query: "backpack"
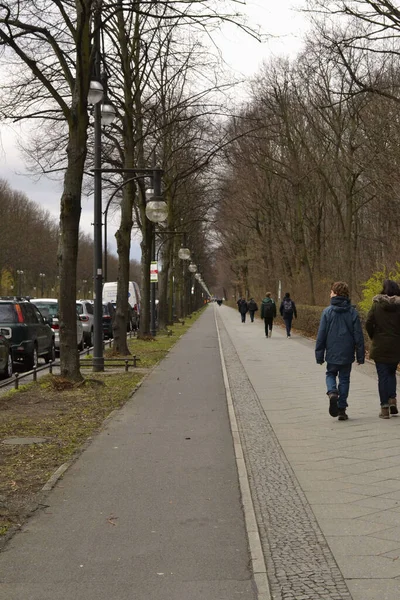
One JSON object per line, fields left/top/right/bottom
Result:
{"left": 283, "top": 298, "right": 293, "bottom": 313}
{"left": 263, "top": 301, "right": 274, "bottom": 316}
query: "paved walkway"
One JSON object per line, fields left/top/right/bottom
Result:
{"left": 1, "top": 304, "right": 400, "bottom": 600}
{"left": 217, "top": 304, "right": 400, "bottom": 600}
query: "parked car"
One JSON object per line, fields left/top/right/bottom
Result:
{"left": 76, "top": 300, "right": 95, "bottom": 347}
{"left": 0, "top": 332, "right": 12, "bottom": 379}
{"left": 103, "top": 281, "right": 140, "bottom": 330}
{"left": 102, "top": 302, "right": 116, "bottom": 339}
{"left": 33, "top": 299, "right": 84, "bottom": 353}
{"left": 0, "top": 298, "right": 55, "bottom": 369}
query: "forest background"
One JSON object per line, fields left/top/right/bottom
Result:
{"left": 1, "top": 1, "right": 400, "bottom": 317}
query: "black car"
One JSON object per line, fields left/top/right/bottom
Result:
{"left": 0, "top": 332, "right": 12, "bottom": 379}
{"left": 0, "top": 298, "right": 55, "bottom": 370}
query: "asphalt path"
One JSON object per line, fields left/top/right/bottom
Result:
{"left": 0, "top": 307, "right": 256, "bottom": 600}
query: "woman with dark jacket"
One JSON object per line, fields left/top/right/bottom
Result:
{"left": 237, "top": 298, "right": 248, "bottom": 323}
{"left": 247, "top": 298, "right": 258, "bottom": 322}
{"left": 365, "top": 279, "right": 400, "bottom": 419}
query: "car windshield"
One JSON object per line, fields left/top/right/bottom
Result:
{"left": 35, "top": 302, "right": 58, "bottom": 317}
{"left": 0, "top": 304, "right": 17, "bottom": 323}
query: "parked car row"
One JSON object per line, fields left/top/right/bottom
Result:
{"left": 0, "top": 282, "right": 141, "bottom": 379}
{"left": 0, "top": 297, "right": 55, "bottom": 377}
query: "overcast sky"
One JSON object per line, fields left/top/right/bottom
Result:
{"left": 0, "top": 1, "right": 308, "bottom": 262}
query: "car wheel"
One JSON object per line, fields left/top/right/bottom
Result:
{"left": 78, "top": 336, "right": 84, "bottom": 351}
{"left": 45, "top": 340, "right": 56, "bottom": 364}
{"left": 0, "top": 352, "right": 12, "bottom": 380}
{"left": 89, "top": 329, "right": 94, "bottom": 347}
{"left": 26, "top": 345, "right": 38, "bottom": 371}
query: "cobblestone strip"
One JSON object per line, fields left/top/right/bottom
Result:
{"left": 218, "top": 318, "right": 353, "bottom": 600}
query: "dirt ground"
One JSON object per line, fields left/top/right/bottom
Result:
{"left": 0, "top": 371, "right": 143, "bottom": 541}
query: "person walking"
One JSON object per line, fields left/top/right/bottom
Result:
{"left": 260, "top": 292, "right": 276, "bottom": 337}
{"left": 247, "top": 298, "right": 258, "bottom": 322}
{"left": 279, "top": 292, "right": 297, "bottom": 337}
{"left": 237, "top": 297, "right": 248, "bottom": 323}
{"left": 315, "top": 281, "right": 365, "bottom": 421}
{"left": 365, "top": 279, "right": 400, "bottom": 419}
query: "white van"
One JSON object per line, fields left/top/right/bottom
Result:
{"left": 103, "top": 281, "right": 141, "bottom": 329}
{"left": 103, "top": 281, "right": 140, "bottom": 310}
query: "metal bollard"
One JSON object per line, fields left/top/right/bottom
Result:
{"left": 133, "top": 355, "right": 137, "bottom": 368}
{"left": 125, "top": 359, "right": 129, "bottom": 372}
{"left": 15, "top": 372, "right": 19, "bottom": 390}
{"left": 86, "top": 346, "right": 90, "bottom": 356}
{"left": 49, "top": 360, "right": 53, "bottom": 374}
{"left": 33, "top": 367, "right": 37, "bottom": 382}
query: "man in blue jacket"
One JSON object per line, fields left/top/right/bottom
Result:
{"left": 315, "top": 281, "right": 365, "bottom": 420}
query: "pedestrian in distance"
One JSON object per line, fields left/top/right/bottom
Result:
{"left": 247, "top": 298, "right": 258, "bottom": 322}
{"left": 279, "top": 292, "right": 297, "bottom": 337}
{"left": 237, "top": 297, "right": 248, "bottom": 323}
{"left": 315, "top": 281, "right": 365, "bottom": 421}
{"left": 260, "top": 292, "right": 277, "bottom": 337}
{"left": 365, "top": 279, "right": 400, "bottom": 419}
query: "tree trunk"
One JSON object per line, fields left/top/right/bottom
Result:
{"left": 113, "top": 180, "right": 135, "bottom": 355}
{"left": 58, "top": 123, "right": 87, "bottom": 381}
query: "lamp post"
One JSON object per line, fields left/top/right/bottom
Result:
{"left": 177, "top": 234, "right": 191, "bottom": 317}
{"left": 145, "top": 168, "right": 168, "bottom": 337}
{"left": 39, "top": 273, "right": 45, "bottom": 297}
{"left": 89, "top": 7, "right": 116, "bottom": 372}
{"left": 16, "top": 270, "right": 24, "bottom": 296}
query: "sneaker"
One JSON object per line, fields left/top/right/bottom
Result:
{"left": 379, "top": 405, "right": 390, "bottom": 419}
{"left": 389, "top": 397, "right": 398, "bottom": 416}
{"left": 328, "top": 392, "right": 339, "bottom": 417}
{"left": 338, "top": 408, "right": 348, "bottom": 421}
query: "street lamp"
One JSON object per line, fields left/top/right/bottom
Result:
{"left": 16, "top": 270, "right": 24, "bottom": 296}
{"left": 39, "top": 272, "right": 45, "bottom": 297}
{"left": 178, "top": 246, "right": 191, "bottom": 260}
{"left": 145, "top": 170, "right": 168, "bottom": 337}
{"left": 89, "top": 8, "right": 116, "bottom": 372}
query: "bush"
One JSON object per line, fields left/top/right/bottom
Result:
{"left": 358, "top": 264, "right": 400, "bottom": 316}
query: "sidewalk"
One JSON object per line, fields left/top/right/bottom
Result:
{"left": 217, "top": 304, "right": 400, "bottom": 600}
{"left": 1, "top": 304, "right": 400, "bottom": 600}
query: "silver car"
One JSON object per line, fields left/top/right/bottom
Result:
{"left": 34, "top": 299, "right": 84, "bottom": 352}
{"left": 76, "top": 300, "right": 95, "bottom": 347}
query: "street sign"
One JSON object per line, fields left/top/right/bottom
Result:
{"left": 150, "top": 261, "right": 158, "bottom": 282}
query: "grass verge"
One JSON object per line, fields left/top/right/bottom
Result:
{"left": 0, "top": 311, "right": 203, "bottom": 540}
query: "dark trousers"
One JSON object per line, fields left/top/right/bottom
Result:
{"left": 249, "top": 310, "right": 256, "bottom": 322}
{"left": 375, "top": 362, "right": 399, "bottom": 406}
{"left": 240, "top": 312, "right": 247, "bottom": 323}
{"left": 264, "top": 317, "right": 273, "bottom": 336}
{"left": 283, "top": 314, "right": 293, "bottom": 336}
{"left": 326, "top": 363, "right": 352, "bottom": 409}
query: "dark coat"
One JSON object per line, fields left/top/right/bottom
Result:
{"left": 315, "top": 296, "right": 365, "bottom": 365}
{"left": 237, "top": 299, "right": 248, "bottom": 315}
{"left": 279, "top": 297, "right": 297, "bottom": 318}
{"left": 365, "top": 294, "right": 400, "bottom": 363}
{"left": 247, "top": 299, "right": 258, "bottom": 312}
{"left": 260, "top": 297, "right": 276, "bottom": 319}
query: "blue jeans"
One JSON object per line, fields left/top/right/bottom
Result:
{"left": 326, "top": 363, "right": 352, "bottom": 409}
{"left": 283, "top": 314, "right": 293, "bottom": 336}
{"left": 375, "top": 362, "right": 398, "bottom": 406}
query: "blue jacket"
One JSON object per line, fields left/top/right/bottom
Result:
{"left": 315, "top": 296, "right": 365, "bottom": 365}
